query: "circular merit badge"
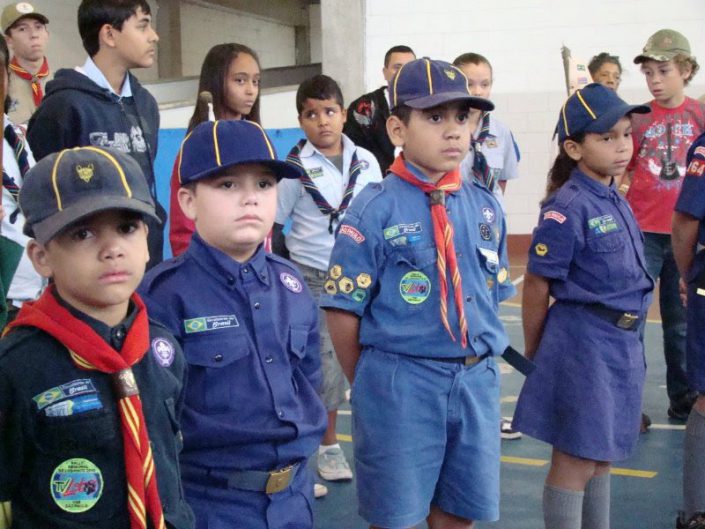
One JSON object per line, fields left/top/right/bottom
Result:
{"left": 280, "top": 272, "right": 302, "bottom": 293}
{"left": 152, "top": 337, "right": 175, "bottom": 367}
{"left": 50, "top": 458, "right": 103, "bottom": 513}
{"left": 399, "top": 271, "right": 431, "bottom": 304}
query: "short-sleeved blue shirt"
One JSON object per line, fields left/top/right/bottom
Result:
{"left": 528, "top": 169, "right": 653, "bottom": 312}
{"left": 320, "top": 162, "right": 514, "bottom": 358}
{"left": 139, "top": 234, "right": 327, "bottom": 471}
{"left": 675, "top": 131, "right": 705, "bottom": 252}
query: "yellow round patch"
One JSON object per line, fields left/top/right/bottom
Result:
{"left": 339, "top": 277, "right": 355, "bottom": 294}
{"left": 329, "top": 265, "right": 343, "bottom": 280}
{"left": 534, "top": 243, "right": 548, "bottom": 256}
{"left": 356, "top": 273, "right": 372, "bottom": 289}
{"left": 497, "top": 267, "right": 508, "bottom": 283}
{"left": 324, "top": 279, "right": 338, "bottom": 295}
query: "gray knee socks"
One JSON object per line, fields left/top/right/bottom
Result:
{"left": 544, "top": 484, "right": 584, "bottom": 529}
{"left": 582, "top": 473, "right": 610, "bottom": 529}
{"left": 683, "top": 407, "right": 705, "bottom": 519}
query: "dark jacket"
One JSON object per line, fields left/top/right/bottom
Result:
{"left": 26, "top": 68, "right": 164, "bottom": 266}
{"left": 0, "top": 314, "right": 194, "bottom": 529}
{"left": 343, "top": 86, "right": 395, "bottom": 173}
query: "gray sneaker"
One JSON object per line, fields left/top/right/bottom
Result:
{"left": 317, "top": 447, "right": 353, "bottom": 481}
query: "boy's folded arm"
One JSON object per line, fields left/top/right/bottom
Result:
{"left": 325, "top": 308, "right": 361, "bottom": 385}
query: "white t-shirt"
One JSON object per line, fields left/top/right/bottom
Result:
{"left": 276, "top": 134, "right": 382, "bottom": 271}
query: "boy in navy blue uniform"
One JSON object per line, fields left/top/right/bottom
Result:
{"left": 673, "top": 133, "right": 705, "bottom": 529}
{"left": 0, "top": 146, "right": 193, "bottom": 529}
{"left": 322, "top": 58, "right": 514, "bottom": 529}
{"left": 139, "top": 120, "right": 327, "bottom": 529}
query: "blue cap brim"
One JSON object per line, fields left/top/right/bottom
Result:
{"left": 182, "top": 159, "right": 304, "bottom": 184}
{"left": 401, "top": 92, "right": 495, "bottom": 112}
{"left": 583, "top": 103, "right": 651, "bottom": 135}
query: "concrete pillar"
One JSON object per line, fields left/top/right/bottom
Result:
{"left": 156, "top": 0, "right": 182, "bottom": 79}
{"left": 320, "top": 0, "right": 365, "bottom": 108}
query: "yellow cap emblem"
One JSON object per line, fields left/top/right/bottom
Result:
{"left": 444, "top": 69, "right": 456, "bottom": 80}
{"left": 76, "top": 163, "right": 94, "bottom": 183}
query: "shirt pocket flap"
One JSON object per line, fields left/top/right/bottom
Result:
{"left": 183, "top": 333, "right": 251, "bottom": 368}
{"left": 289, "top": 325, "right": 309, "bottom": 360}
{"left": 476, "top": 245, "right": 499, "bottom": 273}
{"left": 391, "top": 247, "right": 437, "bottom": 269}
{"left": 587, "top": 233, "right": 625, "bottom": 253}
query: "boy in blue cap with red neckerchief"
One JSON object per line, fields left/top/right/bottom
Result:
{"left": 139, "top": 120, "right": 326, "bottom": 529}
{"left": 322, "top": 58, "right": 515, "bottom": 529}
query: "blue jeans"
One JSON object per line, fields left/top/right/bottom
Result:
{"left": 642, "top": 232, "right": 690, "bottom": 404}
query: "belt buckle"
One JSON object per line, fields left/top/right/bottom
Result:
{"left": 265, "top": 465, "right": 294, "bottom": 494}
{"left": 464, "top": 355, "right": 481, "bottom": 366}
{"left": 616, "top": 313, "right": 638, "bottom": 330}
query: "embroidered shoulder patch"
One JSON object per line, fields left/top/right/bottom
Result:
{"left": 339, "top": 224, "right": 365, "bottom": 243}
{"left": 543, "top": 211, "right": 566, "bottom": 224}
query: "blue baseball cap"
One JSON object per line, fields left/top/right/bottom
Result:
{"left": 20, "top": 146, "right": 159, "bottom": 245}
{"left": 388, "top": 57, "right": 494, "bottom": 111}
{"left": 556, "top": 83, "right": 650, "bottom": 142}
{"left": 178, "top": 120, "right": 304, "bottom": 185}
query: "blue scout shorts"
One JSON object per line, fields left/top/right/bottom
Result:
{"left": 513, "top": 302, "right": 645, "bottom": 461}
{"left": 183, "top": 463, "right": 315, "bottom": 529}
{"left": 351, "top": 348, "right": 501, "bottom": 528}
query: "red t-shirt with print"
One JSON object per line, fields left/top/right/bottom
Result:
{"left": 627, "top": 97, "right": 705, "bottom": 233}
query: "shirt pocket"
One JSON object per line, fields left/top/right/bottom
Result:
{"left": 35, "top": 408, "right": 118, "bottom": 455}
{"left": 586, "top": 232, "right": 627, "bottom": 282}
{"left": 182, "top": 333, "right": 252, "bottom": 413}
{"left": 382, "top": 246, "right": 437, "bottom": 312}
{"left": 476, "top": 244, "right": 501, "bottom": 306}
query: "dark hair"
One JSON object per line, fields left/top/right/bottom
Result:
{"left": 384, "top": 45, "right": 415, "bottom": 68}
{"left": 452, "top": 52, "right": 493, "bottom": 76}
{"left": 296, "top": 74, "right": 344, "bottom": 114}
{"left": 588, "top": 52, "right": 622, "bottom": 77}
{"left": 544, "top": 133, "right": 585, "bottom": 202}
{"left": 78, "top": 0, "right": 151, "bottom": 57}
{"left": 187, "top": 43, "right": 261, "bottom": 132}
{"left": 0, "top": 35, "right": 9, "bottom": 113}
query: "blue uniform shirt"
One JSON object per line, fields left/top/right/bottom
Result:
{"left": 676, "top": 132, "right": 705, "bottom": 254}
{"left": 320, "top": 161, "right": 515, "bottom": 358}
{"left": 139, "top": 234, "right": 327, "bottom": 472}
{"left": 528, "top": 169, "right": 653, "bottom": 312}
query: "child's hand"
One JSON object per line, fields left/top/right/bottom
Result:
{"left": 679, "top": 277, "right": 688, "bottom": 307}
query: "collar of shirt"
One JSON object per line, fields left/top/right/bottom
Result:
{"left": 570, "top": 168, "right": 618, "bottom": 198}
{"left": 53, "top": 289, "right": 139, "bottom": 350}
{"left": 189, "top": 232, "right": 270, "bottom": 288}
{"left": 77, "top": 57, "right": 133, "bottom": 99}
{"left": 472, "top": 112, "right": 498, "bottom": 141}
{"left": 299, "top": 133, "right": 357, "bottom": 161}
{"left": 402, "top": 157, "right": 437, "bottom": 184}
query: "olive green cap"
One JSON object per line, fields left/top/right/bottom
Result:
{"left": 634, "top": 29, "right": 691, "bottom": 64}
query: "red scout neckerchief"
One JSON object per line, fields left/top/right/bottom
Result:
{"left": 9, "top": 56, "right": 49, "bottom": 107}
{"left": 8, "top": 286, "right": 166, "bottom": 529}
{"left": 390, "top": 154, "right": 469, "bottom": 348}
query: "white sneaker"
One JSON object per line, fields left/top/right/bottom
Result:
{"left": 317, "top": 446, "right": 353, "bottom": 481}
{"left": 500, "top": 417, "right": 522, "bottom": 440}
{"left": 314, "top": 483, "right": 328, "bottom": 498}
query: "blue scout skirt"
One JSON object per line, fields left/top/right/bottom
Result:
{"left": 513, "top": 302, "right": 645, "bottom": 461}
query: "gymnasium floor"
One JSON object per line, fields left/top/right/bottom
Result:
{"left": 312, "top": 261, "right": 684, "bottom": 529}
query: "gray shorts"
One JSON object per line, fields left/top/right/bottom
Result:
{"left": 293, "top": 260, "right": 348, "bottom": 411}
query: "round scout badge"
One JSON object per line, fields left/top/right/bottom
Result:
{"left": 399, "top": 271, "right": 431, "bottom": 304}
{"left": 50, "top": 458, "right": 104, "bottom": 513}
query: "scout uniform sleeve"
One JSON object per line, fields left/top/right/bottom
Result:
{"left": 320, "top": 192, "right": 382, "bottom": 316}
{"left": 527, "top": 205, "right": 578, "bottom": 280}
{"left": 296, "top": 287, "right": 324, "bottom": 392}
{"left": 676, "top": 140, "right": 705, "bottom": 220}
{"left": 501, "top": 130, "right": 520, "bottom": 182}
{"left": 496, "top": 212, "right": 517, "bottom": 302}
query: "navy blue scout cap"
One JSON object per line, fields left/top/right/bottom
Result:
{"left": 20, "top": 146, "right": 159, "bottom": 245}
{"left": 557, "top": 83, "right": 650, "bottom": 142}
{"left": 178, "top": 120, "right": 304, "bottom": 184}
{"left": 389, "top": 57, "right": 494, "bottom": 112}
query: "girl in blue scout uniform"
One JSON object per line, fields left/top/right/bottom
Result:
{"left": 140, "top": 120, "right": 327, "bottom": 529}
{"left": 512, "top": 83, "right": 654, "bottom": 529}
{"left": 672, "top": 132, "right": 705, "bottom": 529}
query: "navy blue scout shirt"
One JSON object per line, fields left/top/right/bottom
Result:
{"left": 320, "top": 161, "right": 515, "bottom": 358}
{"left": 0, "top": 296, "right": 193, "bottom": 529}
{"left": 677, "top": 133, "right": 705, "bottom": 251}
{"left": 529, "top": 169, "right": 653, "bottom": 312}
{"left": 139, "top": 234, "right": 326, "bottom": 471}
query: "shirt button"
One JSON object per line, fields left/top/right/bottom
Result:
{"left": 473, "top": 337, "right": 478, "bottom": 343}
{"left": 466, "top": 296, "right": 472, "bottom": 302}
{"left": 457, "top": 252, "right": 462, "bottom": 257}
{"left": 277, "top": 410, "right": 284, "bottom": 418}
{"left": 214, "top": 354, "right": 224, "bottom": 362}
{"left": 226, "top": 275, "right": 235, "bottom": 285}
{"left": 115, "top": 329, "right": 125, "bottom": 339}
{"left": 243, "top": 267, "right": 249, "bottom": 274}
{"left": 265, "top": 356, "right": 273, "bottom": 364}
{"left": 254, "top": 302, "right": 261, "bottom": 309}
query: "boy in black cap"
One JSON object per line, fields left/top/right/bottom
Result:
{"left": 0, "top": 146, "right": 194, "bottom": 529}
{"left": 139, "top": 120, "right": 327, "bottom": 529}
{"left": 322, "top": 58, "right": 514, "bottom": 529}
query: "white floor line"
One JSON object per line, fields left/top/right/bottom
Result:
{"left": 649, "top": 423, "right": 686, "bottom": 430}
{"left": 512, "top": 274, "right": 525, "bottom": 286}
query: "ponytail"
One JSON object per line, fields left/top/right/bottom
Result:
{"left": 543, "top": 134, "right": 584, "bottom": 204}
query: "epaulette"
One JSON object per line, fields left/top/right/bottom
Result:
{"left": 267, "top": 252, "right": 302, "bottom": 274}
{"left": 0, "top": 326, "right": 49, "bottom": 361}
{"left": 140, "top": 254, "right": 187, "bottom": 290}
{"left": 551, "top": 181, "right": 581, "bottom": 209}
{"left": 347, "top": 182, "right": 385, "bottom": 216}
